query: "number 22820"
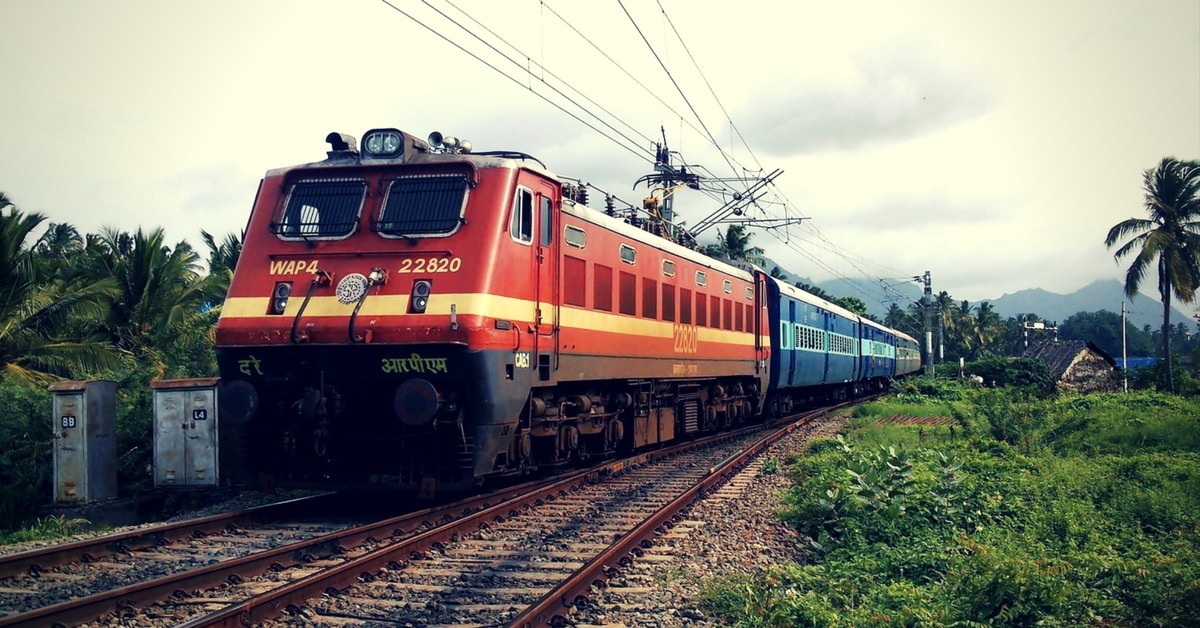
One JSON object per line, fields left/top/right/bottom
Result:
{"left": 398, "top": 257, "right": 462, "bottom": 274}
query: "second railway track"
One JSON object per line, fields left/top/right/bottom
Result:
{"left": 0, "top": 402, "right": 856, "bottom": 628}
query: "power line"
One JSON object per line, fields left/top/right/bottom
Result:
{"left": 615, "top": 0, "right": 738, "bottom": 179}
{"left": 652, "top": 0, "right": 764, "bottom": 173}
{"left": 378, "top": 0, "right": 654, "bottom": 164}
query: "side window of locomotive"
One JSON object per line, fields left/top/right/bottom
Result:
{"left": 510, "top": 187, "right": 534, "bottom": 244}
{"left": 619, "top": 244, "right": 636, "bottom": 265}
{"left": 274, "top": 179, "right": 366, "bottom": 239}
{"left": 539, "top": 196, "right": 553, "bottom": 246}
{"left": 376, "top": 174, "right": 469, "bottom": 238}
{"left": 565, "top": 225, "right": 586, "bottom": 248}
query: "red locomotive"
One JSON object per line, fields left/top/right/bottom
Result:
{"left": 215, "top": 127, "right": 770, "bottom": 494}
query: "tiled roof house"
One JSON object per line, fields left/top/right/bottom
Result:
{"left": 1021, "top": 340, "right": 1120, "bottom": 394}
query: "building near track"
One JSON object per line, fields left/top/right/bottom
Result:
{"left": 1021, "top": 340, "right": 1119, "bottom": 394}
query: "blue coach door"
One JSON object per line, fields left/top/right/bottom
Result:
{"left": 787, "top": 300, "right": 796, "bottom": 386}
{"left": 822, "top": 310, "right": 832, "bottom": 383}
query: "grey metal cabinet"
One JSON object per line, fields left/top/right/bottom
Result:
{"left": 152, "top": 378, "right": 221, "bottom": 487}
{"left": 49, "top": 380, "right": 117, "bottom": 504}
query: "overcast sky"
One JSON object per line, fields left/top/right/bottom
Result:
{"left": 2, "top": 0, "right": 1198, "bottom": 314}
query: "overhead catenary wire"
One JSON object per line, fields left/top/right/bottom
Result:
{"left": 379, "top": 0, "right": 919, "bottom": 310}
{"left": 652, "top": 0, "right": 764, "bottom": 174}
{"left": 615, "top": 0, "right": 739, "bottom": 181}
{"left": 378, "top": 0, "right": 655, "bottom": 164}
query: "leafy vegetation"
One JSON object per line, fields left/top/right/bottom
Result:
{"left": 1104, "top": 157, "right": 1200, "bottom": 393}
{"left": 701, "top": 379, "right": 1200, "bottom": 626}
{"left": 0, "top": 194, "right": 234, "bottom": 532}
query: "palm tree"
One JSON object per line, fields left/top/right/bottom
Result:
{"left": 1105, "top": 157, "right": 1200, "bottom": 392}
{"left": 200, "top": 229, "right": 243, "bottom": 305}
{"left": 883, "top": 303, "right": 908, "bottom": 331}
{"left": 971, "top": 302, "right": 1003, "bottom": 358}
{"left": 0, "top": 201, "right": 119, "bottom": 385}
{"left": 85, "top": 227, "right": 215, "bottom": 356}
{"left": 711, "top": 224, "right": 764, "bottom": 263}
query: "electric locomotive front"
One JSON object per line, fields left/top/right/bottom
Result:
{"left": 215, "top": 128, "right": 549, "bottom": 493}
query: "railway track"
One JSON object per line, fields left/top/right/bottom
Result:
{"left": 0, "top": 403, "right": 850, "bottom": 627}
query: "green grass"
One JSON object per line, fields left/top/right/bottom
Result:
{"left": 0, "top": 515, "right": 95, "bottom": 545}
{"left": 701, "top": 384, "right": 1200, "bottom": 626}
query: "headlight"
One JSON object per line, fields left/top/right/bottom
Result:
{"left": 363, "top": 128, "right": 403, "bottom": 158}
{"left": 410, "top": 280, "right": 432, "bottom": 313}
{"left": 270, "top": 282, "right": 292, "bottom": 314}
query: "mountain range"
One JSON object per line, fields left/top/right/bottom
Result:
{"left": 763, "top": 260, "right": 1196, "bottom": 333}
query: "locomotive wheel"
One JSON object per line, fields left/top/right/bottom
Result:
{"left": 606, "top": 420, "right": 624, "bottom": 449}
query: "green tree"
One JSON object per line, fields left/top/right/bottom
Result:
{"left": 835, "top": 295, "right": 868, "bottom": 317}
{"left": 0, "top": 200, "right": 119, "bottom": 386}
{"left": 1105, "top": 157, "right": 1200, "bottom": 392}
{"left": 710, "top": 224, "right": 764, "bottom": 263}
{"left": 85, "top": 227, "right": 215, "bottom": 361}
{"left": 200, "top": 229, "right": 243, "bottom": 305}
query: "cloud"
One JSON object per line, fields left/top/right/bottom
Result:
{"left": 737, "top": 38, "right": 995, "bottom": 155}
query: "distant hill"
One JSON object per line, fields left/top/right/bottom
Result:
{"left": 984, "top": 279, "right": 1195, "bottom": 333}
{"left": 759, "top": 259, "right": 1194, "bottom": 332}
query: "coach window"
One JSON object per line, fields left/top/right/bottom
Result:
{"left": 662, "top": 260, "right": 676, "bottom": 277}
{"left": 723, "top": 279, "right": 733, "bottom": 294}
{"left": 696, "top": 271, "right": 707, "bottom": 287}
{"left": 510, "top": 187, "right": 533, "bottom": 244}
{"left": 745, "top": 287, "right": 753, "bottom": 300}
{"left": 565, "top": 225, "right": 586, "bottom": 248}
{"left": 619, "top": 243, "right": 637, "bottom": 265}
{"left": 540, "top": 196, "right": 553, "bottom": 246}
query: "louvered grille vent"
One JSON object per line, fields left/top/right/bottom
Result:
{"left": 273, "top": 180, "right": 366, "bottom": 238}
{"left": 682, "top": 400, "right": 700, "bottom": 433}
{"left": 375, "top": 175, "right": 468, "bottom": 237}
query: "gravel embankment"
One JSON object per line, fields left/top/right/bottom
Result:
{"left": 2, "top": 416, "right": 848, "bottom": 627}
{"left": 570, "top": 414, "right": 848, "bottom": 628}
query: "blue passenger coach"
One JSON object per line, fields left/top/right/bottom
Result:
{"left": 764, "top": 276, "right": 921, "bottom": 416}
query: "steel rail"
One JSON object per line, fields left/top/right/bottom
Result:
{"left": 509, "top": 405, "right": 837, "bottom": 627}
{"left": 176, "top": 423, "right": 770, "bottom": 628}
{"left": 0, "top": 492, "right": 337, "bottom": 580}
{"left": 0, "top": 483, "right": 530, "bottom": 628}
{"left": 1, "top": 425, "right": 751, "bottom": 628}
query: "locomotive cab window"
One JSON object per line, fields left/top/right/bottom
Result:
{"left": 274, "top": 179, "right": 366, "bottom": 239}
{"left": 510, "top": 187, "right": 534, "bottom": 244}
{"left": 375, "top": 174, "right": 469, "bottom": 238}
{"left": 540, "top": 196, "right": 553, "bottom": 246}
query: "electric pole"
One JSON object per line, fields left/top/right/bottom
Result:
{"left": 915, "top": 271, "right": 933, "bottom": 376}
{"left": 1123, "top": 302, "right": 1129, "bottom": 393}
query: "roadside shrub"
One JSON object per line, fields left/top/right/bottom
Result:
{"left": 714, "top": 387, "right": 1200, "bottom": 626}
{"left": 967, "top": 356, "right": 1056, "bottom": 396}
{"left": 0, "top": 383, "right": 53, "bottom": 531}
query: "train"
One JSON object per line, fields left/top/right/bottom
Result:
{"left": 213, "top": 126, "right": 921, "bottom": 495}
